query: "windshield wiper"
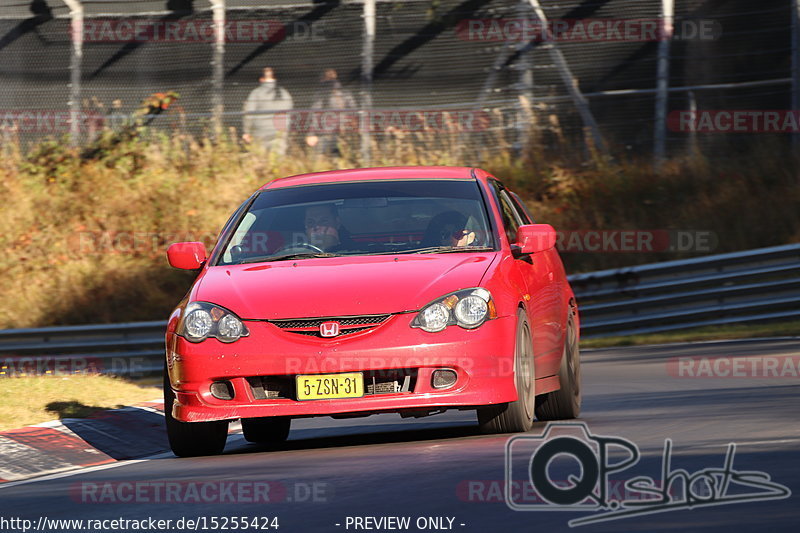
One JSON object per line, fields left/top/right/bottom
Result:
{"left": 239, "top": 252, "right": 340, "bottom": 264}
{"left": 402, "top": 246, "right": 495, "bottom": 254}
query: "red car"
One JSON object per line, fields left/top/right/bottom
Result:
{"left": 164, "top": 166, "right": 581, "bottom": 457}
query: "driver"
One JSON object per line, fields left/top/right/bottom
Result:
{"left": 303, "top": 204, "right": 354, "bottom": 251}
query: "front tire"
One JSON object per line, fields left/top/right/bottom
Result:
{"left": 535, "top": 312, "right": 581, "bottom": 420}
{"left": 241, "top": 417, "right": 291, "bottom": 444}
{"left": 477, "top": 309, "right": 535, "bottom": 434}
{"left": 164, "top": 366, "right": 228, "bottom": 457}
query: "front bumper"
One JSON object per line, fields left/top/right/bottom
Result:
{"left": 167, "top": 313, "right": 518, "bottom": 422}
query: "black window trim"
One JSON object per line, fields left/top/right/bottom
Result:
{"left": 212, "top": 176, "right": 499, "bottom": 265}
{"left": 508, "top": 190, "right": 535, "bottom": 224}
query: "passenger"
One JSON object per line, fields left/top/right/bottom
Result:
{"left": 422, "top": 210, "right": 477, "bottom": 247}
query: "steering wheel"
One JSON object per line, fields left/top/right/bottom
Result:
{"left": 274, "top": 242, "right": 325, "bottom": 254}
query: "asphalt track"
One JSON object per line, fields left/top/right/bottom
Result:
{"left": 1, "top": 338, "right": 798, "bottom": 532}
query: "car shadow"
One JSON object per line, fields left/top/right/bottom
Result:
{"left": 46, "top": 401, "right": 169, "bottom": 460}
{"left": 225, "top": 420, "right": 484, "bottom": 456}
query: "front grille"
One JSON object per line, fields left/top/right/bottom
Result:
{"left": 269, "top": 314, "right": 391, "bottom": 338}
{"left": 246, "top": 369, "right": 418, "bottom": 401}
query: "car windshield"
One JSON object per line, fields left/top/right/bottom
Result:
{"left": 217, "top": 179, "right": 496, "bottom": 265}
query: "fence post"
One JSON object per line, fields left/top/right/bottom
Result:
{"left": 361, "top": 0, "right": 376, "bottom": 164}
{"left": 687, "top": 90, "right": 698, "bottom": 155}
{"left": 653, "top": 0, "right": 674, "bottom": 169}
{"left": 515, "top": 0, "right": 535, "bottom": 152}
{"left": 63, "top": 0, "right": 84, "bottom": 145}
{"left": 526, "top": 0, "right": 607, "bottom": 156}
{"left": 793, "top": 0, "right": 800, "bottom": 146}
{"left": 210, "top": 0, "right": 226, "bottom": 137}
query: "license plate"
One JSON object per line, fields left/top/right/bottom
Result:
{"left": 296, "top": 372, "right": 364, "bottom": 400}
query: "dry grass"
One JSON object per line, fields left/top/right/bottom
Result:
{"left": 0, "top": 130, "right": 798, "bottom": 329}
{"left": 0, "top": 374, "right": 160, "bottom": 431}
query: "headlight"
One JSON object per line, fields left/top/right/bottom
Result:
{"left": 179, "top": 302, "right": 250, "bottom": 343}
{"left": 417, "top": 302, "right": 451, "bottom": 333}
{"left": 185, "top": 308, "right": 213, "bottom": 340}
{"left": 454, "top": 295, "right": 489, "bottom": 327}
{"left": 411, "top": 288, "right": 496, "bottom": 332}
{"left": 217, "top": 313, "right": 244, "bottom": 341}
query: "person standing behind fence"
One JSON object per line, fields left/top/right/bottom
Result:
{"left": 242, "top": 67, "right": 294, "bottom": 154}
{"left": 305, "top": 69, "right": 357, "bottom": 156}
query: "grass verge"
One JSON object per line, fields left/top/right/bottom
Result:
{"left": 0, "top": 374, "right": 161, "bottom": 431}
{"left": 581, "top": 320, "right": 800, "bottom": 349}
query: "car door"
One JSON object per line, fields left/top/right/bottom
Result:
{"left": 492, "top": 181, "right": 562, "bottom": 378}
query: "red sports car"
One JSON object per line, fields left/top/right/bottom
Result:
{"left": 164, "top": 166, "right": 581, "bottom": 457}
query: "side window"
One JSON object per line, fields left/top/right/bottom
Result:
{"left": 489, "top": 180, "right": 523, "bottom": 244}
{"left": 509, "top": 191, "right": 535, "bottom": 224}
{"left": 498, "top": 191, "right": 523, "bottom": 244}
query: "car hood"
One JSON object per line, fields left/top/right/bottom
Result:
{"left": 194, "top": 253, "right": 498, "bottom": 319}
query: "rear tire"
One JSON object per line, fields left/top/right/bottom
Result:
{"left": 535, "top": 313, "right": 581, "bottom": 420}
{"left": 241, "top": 417, "right": 291, "bottom": 444}
{"left": 477, "top": 309, "right": 535, "bottom": 434}
{"left": 164, "top": 366, "right": 228, "bottom": 457}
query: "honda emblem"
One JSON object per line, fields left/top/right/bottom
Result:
{"left": 319, "top": 321, "right": 340, "bottom": 337}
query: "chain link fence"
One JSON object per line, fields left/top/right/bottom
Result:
{"left": 0, "top": 0, "right": 796, "bottom": 161}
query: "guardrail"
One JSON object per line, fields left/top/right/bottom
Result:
{"left": 571, "top": 243, "right": 800, "bottom": 338}
{"left": 1, "top": 244, "right": 798, "bottom": 376}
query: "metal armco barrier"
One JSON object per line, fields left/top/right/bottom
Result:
{"left": 1, "top": 244, "right": 798, "bottom": 375}
{"left": 571, "top": 243, "right": 800, "bottom": 338}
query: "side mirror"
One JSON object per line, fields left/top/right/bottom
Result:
{"left": 516, "top": 224, "right": 557, "bottom": 254}
{"left": 167, "top": 242, "right": 207, "bottom": 270}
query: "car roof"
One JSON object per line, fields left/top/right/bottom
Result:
{"left": 260, "top": 166, "right": 486, "bottom": 190}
